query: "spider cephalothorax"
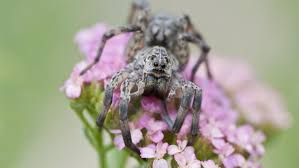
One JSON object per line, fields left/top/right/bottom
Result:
{"left": 80, "top": 0, "right": 212, "bottom": 81}
{"left": 96, "top": 46, "right": 202, "bottom": 155}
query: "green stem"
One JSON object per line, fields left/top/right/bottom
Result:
{"left": 103, "top": 144, "right": 114, "bottom": 153}
{"left": 97, "top": 129, "right": 107, "bottom": 168}
{"left": 75, "top": 110, "right": 108, "bottom": 168}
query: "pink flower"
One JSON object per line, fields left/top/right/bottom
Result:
{"left": 140, "top": 142, "right": 169, "bottom": 168}
{"left": 223, "top": 154, "right": 261, "bottom": 168}
{"left": 111, "top": 128, "right": 143, "bottom": 150}
{"left": 167, "top": 140, "right": 188, "bottom": 155}
{"left": 201, "top": 160, "right": 221, "bottom": 168}
{"left": 227, "top": 125, "right": 265, "bottom": 157}
{"left": 74, "top": 23, "right": 131, "bottom": 62}
{"left": 173, "top": 146, "right": 201, "bottom": 168}
{"left": 235, "top": 83, "right": 291, "bottom": 129}
{"left": 75, "top": 23, "right": 130, "bottom": 82}
{"left": 200, "top": 118, "right": 224, "bottom": 141}
{"left": 141, "top": 116, "right": 168, "bottom": 143}
{"left": 60, "top": 61, "right": 87, "bottom": 99}
{"left": 176, "top": 114, "right": 192, "bottom": 139}
{"left": 153, "top": 159, "right": 169, "bottom": 168}
{"left": 222, "top": 154, "right": 245, "bottom": 168}
{"left": 62, "top": 23, "right": 132, "bottom": 98}
{"left": 141, "top": 96, "right": 162, "bottom": 113}
{"left": 206, "top": 55, "right": 291, "bottom": 130}
{"left": 211, "top": 139, "right": 234, "bottom": 157}
{"left": 74, "top": 23, "right": 108, "bottom": 60}
{"left": 60, "top": 76, "right": 83, "bottom": 99}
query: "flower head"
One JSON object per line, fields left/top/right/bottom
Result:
{"left": 63, "top": 22, "right": 291, "bottom": 168}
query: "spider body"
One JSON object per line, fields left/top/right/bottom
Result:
{"left": 80, "top": 0, "right": 212, "bottom": 81}
{"left": 96, "top": 46, "right": 202, "bottom": 154}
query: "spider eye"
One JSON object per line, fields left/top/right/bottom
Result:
{"left": 150, "top": 55, "right": 156, "bottom": 60}
{"left": 165, "top": 57, "right": 169, "bottom": 63}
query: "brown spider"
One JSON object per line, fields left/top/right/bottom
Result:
{"left": 80, "top": 0, "right": 212, "bottom": 81}
{"left": 96, "top": 46, "right": 202, "bottom": 155}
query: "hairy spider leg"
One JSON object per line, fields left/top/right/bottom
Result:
{"left": 179, "top": 14, "right": 212, "bottom": 80}
{"left": 180, "top": 32, "right": 211, "bottom": 81}
{"left": 128, "top": 0, "right": 150, "bottom": 24}
{"left": 96, "top": 68, "right": 131, "bottom": 128}
{"left": 80, "top": 25, "right": 142, "bottom": 75}
{"left": 172, "top": 86, "right": 193, "bottom": 133}
{"left": 119, "top": 77, "right": 145, "bottom": 155}
{"left": 161, "top": 100, "right": 174, "bottom": 129}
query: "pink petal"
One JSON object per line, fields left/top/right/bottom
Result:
{"left": 147, "top": 120, "right": 168, "bottom": 132}
{"left": 177, "top": 115, "right": 192, "bottom": 138}
{"left": 149, "top": 131, "right": 164, "bottom": 143}
{"left": 167, "top": 145, "right": 180, "bottom": 155}
{"left": 174, "top": 153, "right": 187, "bottom": 167}
{"left": 141, "top": 96, "right": 162, "bottom": 113}
{"left": 188, "top": 160, "right": 201, "bottom": 168}
{"left": 178, "top": 140, "right": 188, "bottom": 150}
{"left": 110, "top": 129, "right": 121, "bottom": 134}
{"left": 222, "top": 154, "right": 245, "bottom": 168}
{"left": 62, "top": 78, "right": 82, "bottom": 99}
{"left": 132, "top": 129, "right": 143, "bottom": 144}
{"left": 113, "top": 135, "right": 125, "bottom": 150}
{"left": 183, "top": 146, "right": 196, "bottom": 162}
{"left": 156, "top": 142, "right": 169, "bottom": 158}
{"left": 153, "top": 159, "right": 169, "bottom": 168}
{"left": 212, "top": 139, "right": 234, "bottom": 157}
{"left": 140, "top": 144, "right": 156, "bottom": 158}
{"left": 201, "top": 160, "right": 220, "bottom": 168}
{"left": 137, "top": 113, "right": 152, "bottom": 128}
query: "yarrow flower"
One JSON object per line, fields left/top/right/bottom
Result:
{"left": 111, "top": 124, "right": 143, "bottom": 150}
{"left": 140, "top": 142, "right": 169, "bottom": 168}
{"left": 201, "top": 56, "right": 292, "bottom": 131}
{"left": 62, "top": 23, "right": 291, "bottom": 168}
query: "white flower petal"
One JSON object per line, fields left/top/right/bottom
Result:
{"left": 153, "top": 159, "right": 169, "bottom": 168}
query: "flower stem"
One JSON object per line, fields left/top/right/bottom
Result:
{"left": 75, "top": 110, "right": 109, "bottom": 168}
{"left": 98, "top": 139, "right": 106, "bottom": 168}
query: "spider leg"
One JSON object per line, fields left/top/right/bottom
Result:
{"left": 96, "top": 68, "right": 131, "bottom": 128}
{"left": 180, "top": 32, "right": 211, "bottom": 81}
{"left": 79, "top": 25, "right": 142, "bottom": 75}
{"left": 119, "top": 78, "right": 144, "bottom": 155}
{"left": 190, "top": 85, "right": 202, "bottom": 144}
{"left": 119, "top": 99, "right": 140, "bottom": 154}
{"left": 179, "top": 14, "right": 212, "bottom": 80}
{"left": 172, "top": 85, "right": 193, "bottom": 133}
{"left": 161, "top": 100, "right": 173, "bottom": 129}
{"left": 125, "top": 0, "right": 150, "bottom": 63}
{"left": 127, "top": 0, "right": 150, "bottom": 24}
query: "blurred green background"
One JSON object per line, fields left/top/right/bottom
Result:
{"left": 0, "top": 0, "right": 298, "bottom": 167}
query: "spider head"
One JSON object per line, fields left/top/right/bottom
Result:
{"left": 143, "top": 46, "right": 175, "bottom": 78}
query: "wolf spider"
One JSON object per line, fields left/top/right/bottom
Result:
{"left": 96, "top": 46, "right": 202, "bottom": 154}
{"left": 80, "top": 0, "right": 212, "bottom": 81}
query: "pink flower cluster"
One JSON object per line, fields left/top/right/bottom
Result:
{"left": 61, "top": 24, "right": 131, "bottom": 99}
{"left": 199, "top": 57, "right": 291, "bottom": 130}
{"left": 62, "top": 23, "right": 291, "bottom": 168}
